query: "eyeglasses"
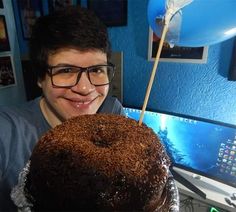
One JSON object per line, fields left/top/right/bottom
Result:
{"left": 47, "top": 63, "right": 115, "bottom": 88}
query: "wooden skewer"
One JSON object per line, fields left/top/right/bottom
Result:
{"left": 138, "top": 17, "right": 171, "bottom": 126}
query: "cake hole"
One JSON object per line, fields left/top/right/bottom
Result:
{"left": 92, "top": 138, "right": 112, "bottom": 148}
{"left": 91, "top": 128, "right": 113, "bottom": 148}
{"left": 91, "top": 134, "right": 113, "bottom": 148}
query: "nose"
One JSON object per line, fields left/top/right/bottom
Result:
{"left": 71, "top": 72, "right": 95, "bottom": 95}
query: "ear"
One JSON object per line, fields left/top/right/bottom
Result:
{"left": 37, "top": 80, "right": 42, "bottom": 88}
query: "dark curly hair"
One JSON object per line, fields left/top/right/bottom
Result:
{"left": 29, "top": 6, "right": 111, "bottom": 80}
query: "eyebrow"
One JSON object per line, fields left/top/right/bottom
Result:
{"left": 49, "top": 63, "right": 75, "bottom": 67}
{"left": 49, "top": 63, "right": 110, "bottom": 68}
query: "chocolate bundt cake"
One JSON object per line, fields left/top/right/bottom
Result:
{"left": 25, "top": 114, "right": 171, "bottom": 211}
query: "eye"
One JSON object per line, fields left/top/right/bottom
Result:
{"left": 53, "top": 67, "right": 75, "bottom": 75}
{"left": 90, "top": 66, "right": 107, "bottom": 74}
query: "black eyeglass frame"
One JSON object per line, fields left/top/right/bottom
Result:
{"left": 47, "top": 62, "right": 116, "bottom": 88}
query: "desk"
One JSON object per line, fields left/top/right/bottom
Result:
{"left": 173, "top": 167, "right": 236, "bottom": 212}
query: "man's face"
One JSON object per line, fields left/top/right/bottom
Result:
{"left": 38, "top": 48, "right": 109, "bottom": 126}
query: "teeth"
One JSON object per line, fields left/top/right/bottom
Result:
{"left": 75, "top": 101, "right": 90, "bottom": 107}
{"left": 82, "top": 101, "right": 90, "bottom": 105}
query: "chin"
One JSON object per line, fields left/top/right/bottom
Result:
{"left": 66, "top": 110, "right": 96, "bottom": 119}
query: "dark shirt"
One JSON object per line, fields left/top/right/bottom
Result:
{"left": 0, "top": 96, "right": 124, "bottom": 211}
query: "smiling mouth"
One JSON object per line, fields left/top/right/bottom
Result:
{"left": 68, "top": 98, "right": 97, "bottom": 108}
{"left": 72, "top": 100, "right": 92, "bottom": 108}
{"left": 76, "top": 101, "right": 91, "bottom": 105}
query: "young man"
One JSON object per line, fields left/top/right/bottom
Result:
{"left": 0, "top": 6, "right": 124, "bottom": 211}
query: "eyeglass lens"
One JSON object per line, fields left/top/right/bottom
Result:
{"left": 50, "top": 65, "right": 114, "bottom": 87}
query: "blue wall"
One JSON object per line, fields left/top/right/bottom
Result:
{"left": 110, "top": 0, "right": 236, "bottom": 125}
{"left": 2, "top": 0, "right": 236, "bottom": 125}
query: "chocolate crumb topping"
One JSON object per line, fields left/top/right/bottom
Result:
{"left": 25, "top": 114, "right": 171, "bottom": 211}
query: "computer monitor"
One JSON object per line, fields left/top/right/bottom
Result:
{"left": 124, "top": 107, "right": 236, "bottom": 194}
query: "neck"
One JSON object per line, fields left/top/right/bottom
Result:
{"left": 40, "top": 98, "right": 62, "bottom": 128}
